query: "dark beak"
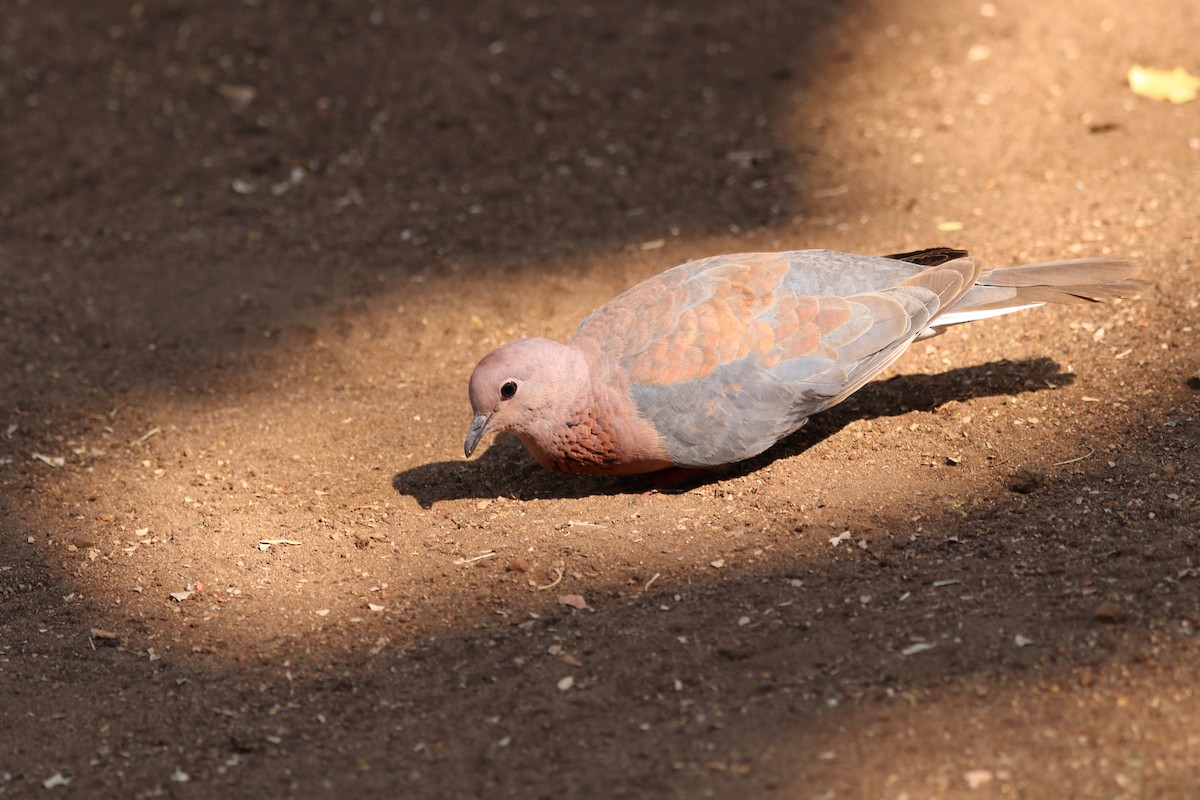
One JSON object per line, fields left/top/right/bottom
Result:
{"left": 464, "top": 414, "right": 491, "bottom": 458}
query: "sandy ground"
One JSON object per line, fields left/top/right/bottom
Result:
{"left": 2, "top": 0, "right": 1198, "bottom": 797}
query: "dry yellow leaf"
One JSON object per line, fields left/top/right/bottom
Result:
{"left": 1128, "top": 65, "right": 1200, "bottom": 104}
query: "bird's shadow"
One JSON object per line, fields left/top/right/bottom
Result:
{"left": 392, "top": 357, "right": 1073, "bottom": 507}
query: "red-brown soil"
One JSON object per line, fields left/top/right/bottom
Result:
{"left": 2, "top": 1, "right": 1197, "bottom": 797}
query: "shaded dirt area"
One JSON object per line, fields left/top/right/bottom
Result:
{"left": 2, "top": 0, "right": 1198, "bottom": 797}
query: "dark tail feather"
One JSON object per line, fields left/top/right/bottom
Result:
{"left": 882, "top": 246, "right": 970, "bottom": 267}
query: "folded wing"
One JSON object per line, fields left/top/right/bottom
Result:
{"left": 571, "top": 250, "right": 982, "bottom": 466}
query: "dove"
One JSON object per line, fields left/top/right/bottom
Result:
{"left": 464, "top": 247, "right": 1142, "bottom": 475}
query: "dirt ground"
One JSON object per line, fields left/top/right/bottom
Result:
{"left": 2, "top": 0, "right": 1198, "bottom": 797}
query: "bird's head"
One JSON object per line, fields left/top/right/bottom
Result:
{"left": 464, "top": 338, "right": 586, "bottom": 458}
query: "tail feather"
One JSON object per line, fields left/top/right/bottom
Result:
{"left": 924, "top": 257, "right": 1146, "bottom": 332}
{"left": 972, "top": 258, "right": 1144, "bottom": 305}
{"left": 882, "top": 246, "right": 970, "bottom": 267}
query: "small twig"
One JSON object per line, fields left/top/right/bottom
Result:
{"left": 452, "top": 551, "right": 496, "bottom": 566}
{"left": 31, "top": 453, "right": 64, "bottom": 468}
{"left": 1053, "top": 448, "right": 1095, "bottom": 467}
{"left": 136, "top": 427, "right": 162, "bottom": 443}
{"left": 536, "top": 567, "right": 564, "bottom": 591}
{"left": 642, "top": 572, "right": 661, "bottom": 593}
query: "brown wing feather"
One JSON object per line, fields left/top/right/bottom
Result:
{"left": 573, "top": 253, "right": 984, "bottom": 392}
{"left": 571, "top": 254, "right": 794, "bottom": 385}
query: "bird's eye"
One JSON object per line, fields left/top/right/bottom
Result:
{"left": 500, "top": 380, "right": 518, "bottom": 399}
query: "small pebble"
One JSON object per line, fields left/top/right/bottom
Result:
{"left": 1008, "top": 465, "right": 1045, "bottom": 494}
{"left": 1093, "top": 601, "right": 1125, "bottom": 624}
{"left": 964, "top": 769, "right": 994, "bottom": 789}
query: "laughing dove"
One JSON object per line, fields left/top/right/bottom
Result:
{"left": 465, "top": 247, "right": 1142, "bottom": 474}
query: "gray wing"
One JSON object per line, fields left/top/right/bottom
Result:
{"left": 591, "top": 250, "right": 983, "bottom": 467}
